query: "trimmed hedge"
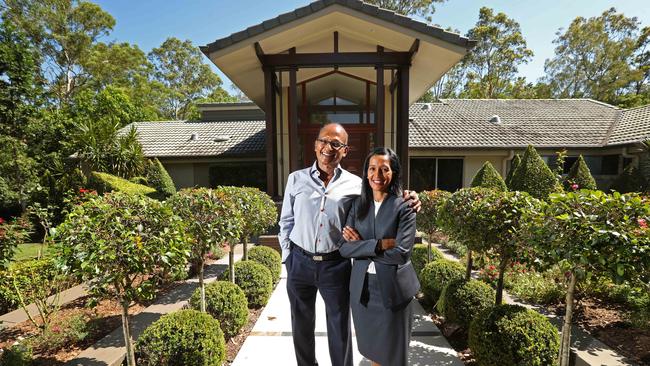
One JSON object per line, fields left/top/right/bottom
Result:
{"left": 469, "top": 304, "right": 559, "bottom": 366}
{"left": 437, "top": 279, "right": 495, "bottom": 328}
{"left": 411, "top": 244, "right": 443, "bottom": 279}
{"left": 89, "top": 171, "right": 157, "bottom": 198}
{"left": 145, "top": 158, "right": 176, "bottom": 200}
{"left": 610, "top": 164, "right": 648, "bottom": 193}
{"left": 564, "top": 155, "right": 597, "bottom": 190}
{"left": 420, "top": 259, "right": 465, "bottom": 306}
{"left": 248, "top": 246, "right": 282, "bottom": 285}
{"left": 471, "top": 161, "right": 507, "bottom": 191}
{"left": 135, "top": 309, "right": 225, "bottom": 366}
{"left": 221, "top": 260, "right": 273, "bottom": 308}
{"left": 509, "top": 145, "right": 561, "bottom": 199}
{"left": 0, "top": 344, "right": 32, "bottom": 366}
{"left": 189, "top": 281, "right": 248, "bottom": 339}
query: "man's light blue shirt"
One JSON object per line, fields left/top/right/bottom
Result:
{"left": 278, "top": 162, "right": 362, "bottom": 262}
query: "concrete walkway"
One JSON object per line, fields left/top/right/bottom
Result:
{"left": 232, "top": 266, "right": 463, "bottom": 366}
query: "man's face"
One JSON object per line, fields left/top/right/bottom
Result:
{"left": 314, "top": 124, "right": 348, "bottom": 171}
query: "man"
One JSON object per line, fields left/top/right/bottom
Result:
{"left": 279, "top": 123, "right": 419, "bottom": 366}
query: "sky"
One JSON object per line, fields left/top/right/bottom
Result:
{"left": 93, "top": 0, "right": 650, "bottom": 91}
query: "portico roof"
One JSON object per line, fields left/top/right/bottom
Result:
{"left": 201, "top": 0, "right": 476, "bottom": 108}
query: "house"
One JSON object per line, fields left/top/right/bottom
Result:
{"left": 121, "top": 0, "right": 650, "bottom": 194}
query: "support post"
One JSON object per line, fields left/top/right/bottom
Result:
{"left": 376, "top": 46, "right": 385, "bottom": 146}
{"left": 263, "top": 66, "right": 277, "bottom": 196}
{"left": 289, "top": 48, "right": 299, "bottom": 172}
{"left": 397, "top": 66, "right": 410, "bottom": 186}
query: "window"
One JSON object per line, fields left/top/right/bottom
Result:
{"left": 409, "top": 158, "right": 463, "bottom": 192}
{"left": 209, "top": 162, "right": 267, "bottom": 192}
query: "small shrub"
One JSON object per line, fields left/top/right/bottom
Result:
{"left": 420, "top": 259, "right": 465, "bottom": 307}
{"left": 411, "top": 244, "right": 443, "bottom": 278}
{"left": 610, "top": 164, "right": 648, "bottom": 193}
{"left": 248, "top": 246, "right": 281, "bottom": 285}
{"left": 0, "top": 344, "right": 32, "bottom": 366}
{"left": 442, "top": 240, "right": 467, "bottom": 258}
{"left": 221, "top": 261, "right": 273, "bottom": 308}
{"left": 135, "top": 309, "right": 225, "bottom": 366}
{"left": 469, "top": 304, "right": 559, "bottom": 366}
{"left": 471, "top": 161, "right": 507, "bottom": 191}
{"left": 189, "top": 281, "right": 248, "bottom": 339}
{"left": 505, "top": 154, "right": 521, "bottom": 188}
{"left": 438, "top": 279, "right": 495, "bottom": 328}
{"left": 26, "top": 313, "right": 93, "bottom": 353}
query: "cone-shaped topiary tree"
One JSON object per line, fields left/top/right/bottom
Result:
{"left": 509, "top": 145, "right": 561, "bottom": 199}
{"left": 145, "top": 158, "right": 177, "bottom": 200}
{"left": 471, "top": 161, "right": 507, "bottom": 191}
{"left": 563, "top": 155, "right": 597, "bottom": 190}
{"left": 505, "top": 154, "right": 521, "bottom": 189}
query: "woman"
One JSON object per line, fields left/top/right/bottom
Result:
{"left": 339, "top": 147, "right": 419, "bottom": 366}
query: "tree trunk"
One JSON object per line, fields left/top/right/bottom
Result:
{"left": 558, "top": 270, "right": 577, "bottom": 366}
{"left": 427, "top": 232, "right": 433, "bottom": 262}
{"left": 120, "top": 298, "right": 136, "bottom": 366}
{"left": 229, "top": 245, "right": 236, "bottom": 284}
{"left": 465, "top": 250, "right": 473, "bottom": 281}
{"left": 243, "top": 238, "right": 249, "bottom": 261}
{"left": 495, "top": 257, "right": 509, "bottom": 305}
{"left": 198, "top": 258, "right": 206, "bottom": 313}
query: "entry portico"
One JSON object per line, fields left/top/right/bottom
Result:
{"left": 201, "top": 0, "right": 475, "bottom": 196}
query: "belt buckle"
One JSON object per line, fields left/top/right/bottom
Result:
{"left": 313, "top": 255, "right": 323, "bottom": 261}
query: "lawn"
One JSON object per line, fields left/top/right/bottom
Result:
{"left": 13, "top": 243, "right": 51, "bottom": 262}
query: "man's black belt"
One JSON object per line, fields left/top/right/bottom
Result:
{"left": 290, "top": 242, "right": 343, "bottom": 261}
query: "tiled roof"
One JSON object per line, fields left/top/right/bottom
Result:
{"left": 122, "top": 120, "right": 265, "bottom": 158}
{"left": 201, "top": 0, "right": 475, "bottom": 55}
{"left": 409, "top": 99, "right": 623, "bottom": 149}
{"left": 608, "top": 104, "right": 650, "bottom": 146}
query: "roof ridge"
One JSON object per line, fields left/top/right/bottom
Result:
{"left": 584, "top": 98, "right": 620, "bottom": 110}
{"left": 620, "top": 103, "right": 650, "bottom": 112}
{"left": 601, "top": 109, "right": 625, "bottom": 146}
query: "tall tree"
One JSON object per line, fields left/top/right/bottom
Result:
{"left": 461, "top": 7, "right": 534, "bottom": 98}
{"left": 148, "top": 37, "right": 231, "bottom": 120}
{"left": 2, "top": 0, "right": 116, "bottom": 104}
{"left": 364, "top": 0, "right": 446, "bottom": 22}
{"left": 543, "top": 8, "right": 646, "bottom": 105}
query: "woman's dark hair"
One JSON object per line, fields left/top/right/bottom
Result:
{"left": 358, "top": 147, "right": 403, "bottom": 219}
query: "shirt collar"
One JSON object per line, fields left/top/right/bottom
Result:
{"left": 310, "top": 162, "right": 343, "bottom": 182}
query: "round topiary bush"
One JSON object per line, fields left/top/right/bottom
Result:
{"left": 221, "top": 260, "right": 273, "bottom": 308}
{"left": 189, "top": 281, "right": 248, "bottom": 339}
{"left": 248, "top": 246, "right": 282, "bottom": 285}
{"left": 420, "top": 258, "right": 465, "bottom": 306}
{"left": 437, "top": 279, "right": 495, "bottom": 328}
{"left": 411, "top": 244, "right": 443, "bottom": 278}
{"left": 469, "top": 304, "right": 560, "bottom": 366}
{"left": 135, "top": 309, "right": 225, "bottom": 366}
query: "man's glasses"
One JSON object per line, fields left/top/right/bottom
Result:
{"left": 316, "top": 138, "right": 348, "bottom": 150}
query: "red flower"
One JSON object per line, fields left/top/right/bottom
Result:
{"left": 571, "top": 184, "right": 579, "bottom": 190}
{"left": 638, "top": 218, "right": 648, "bottom": 229}
{"left": 0, "top": 217, "right": 4, "bottom": 224}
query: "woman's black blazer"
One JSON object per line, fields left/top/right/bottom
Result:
{"left": 339, "top": 193, "right": 419, "bottom": 310}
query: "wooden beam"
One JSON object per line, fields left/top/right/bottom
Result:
{"left": 408, "top": 39, "right": 420, "bottom": 61}
{"left": 376, "top": 48, "right": 385, "bottom": 145}
{"left": 334, "top": 31, "right": 339, "bottom": 53}
{"left": 365, "top": 82, "right": 370, "bottom": 123}
{"left": 289, "top": 48, "right": 299, "bottom": 172}
{"left": 263, "top": 66, "right": 277, "bottom": 197}
{"left": 397, "top": 66, "right": 410, "bottom": 187}
{"left": 260, "top": 51, "right": 411, "bottom": 69}
{"left": 254, "top": 42, "right": 265, "bottom": 64}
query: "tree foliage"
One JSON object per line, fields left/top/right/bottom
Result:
{"left": 610, "top": 163, "right": 648, "bottom": 193}
{"left": 543, "top": 8, "right": 649, "bottom": 106}
{"left": 148, "top": 37, "right": 225, "bottom": 120}
{"left": 471, "top": 161, "right": 507, "bottom": 191}
{"left": 509, "top": 145, "right": 562, "bottom": 200}
{"left": 460, "top": 7, "right": 534, "bottom": 98}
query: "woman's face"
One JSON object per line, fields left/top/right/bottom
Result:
{"left": 367, "top": 154, "right": 393, "bottom": 193}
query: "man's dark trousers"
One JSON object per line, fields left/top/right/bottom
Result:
{"left": 286, "top": 246, "right": 353, "bottom": 366}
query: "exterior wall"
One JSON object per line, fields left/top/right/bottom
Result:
{"left": 193, "top": 163, "right": 210, "bottom": 187}
{"left": 164, "top": 163, "right": 195, "bottom": 189}
{"left": 463, "top": 155, "right": 504, "bottom": 187}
